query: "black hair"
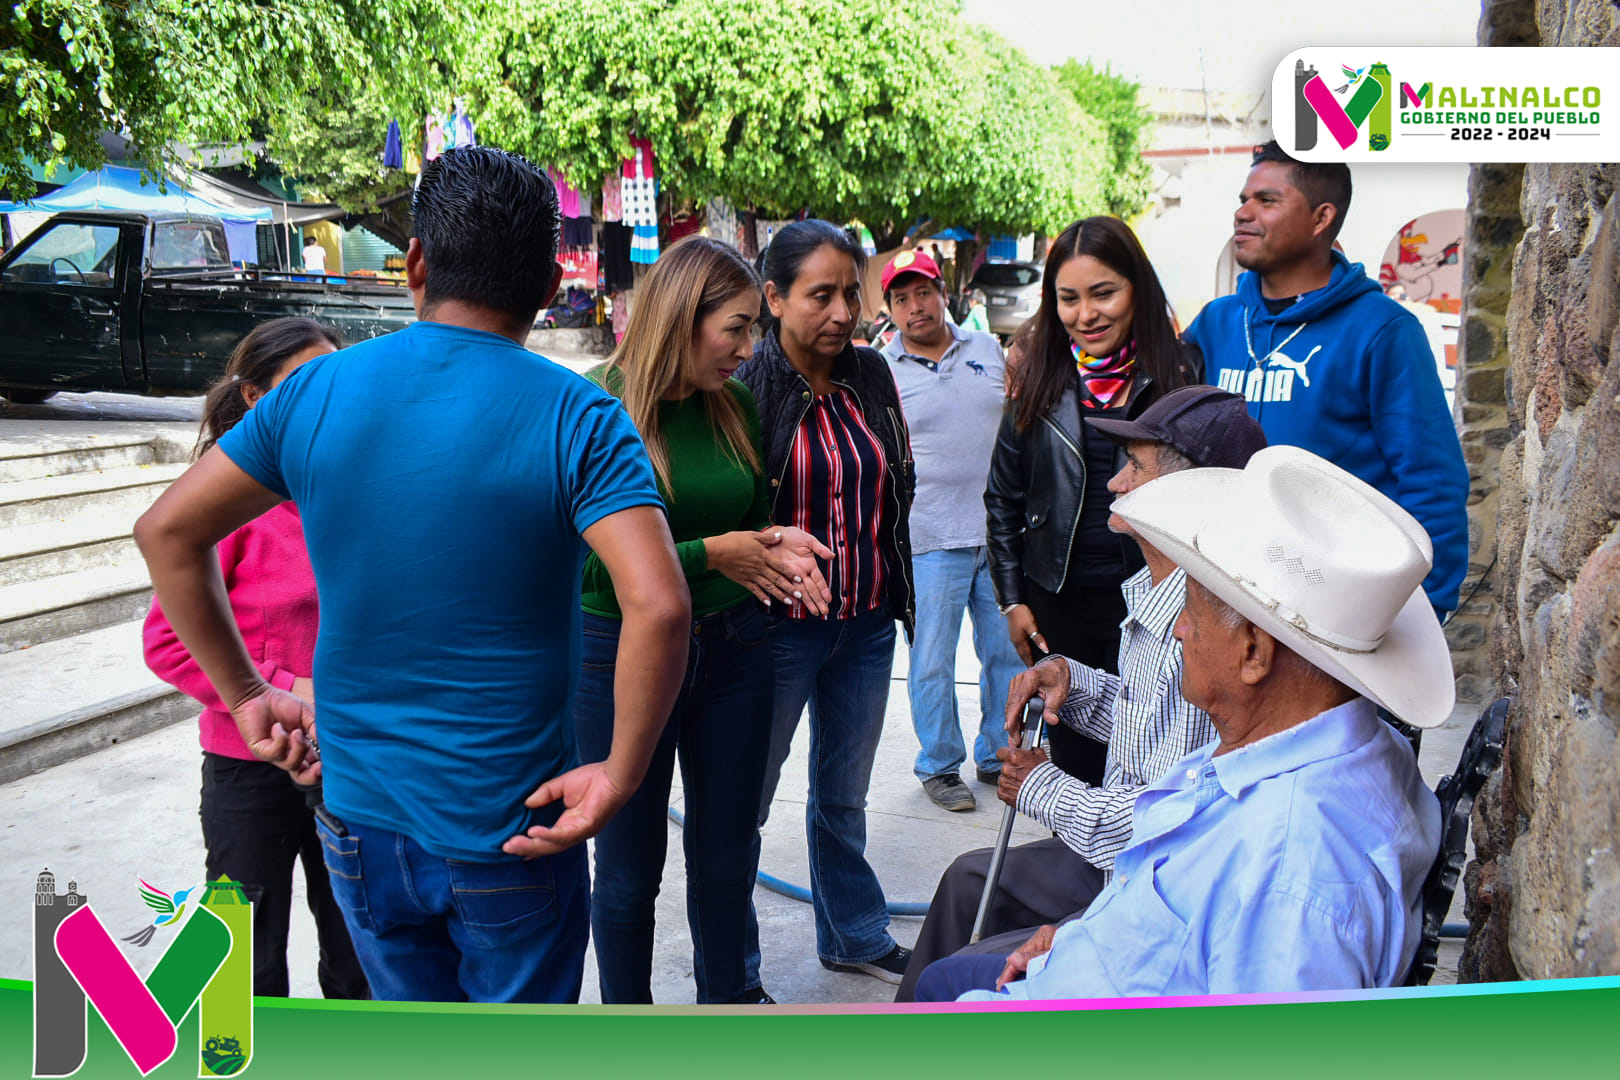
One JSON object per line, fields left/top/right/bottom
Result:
{"left": 197, "top": 317, "right": 342, "bottom": 456}
{"left": 411, "top": 146, "right": 560, "bottom": 320}
{"left": 757, "top": 219, "right": 867, "bottom": 338}
{"left": 1014, "top": 216, "right": 1191, "bottom": 431}
{"left": 1251, "top": 139, "right": 1352, "bottom": 241}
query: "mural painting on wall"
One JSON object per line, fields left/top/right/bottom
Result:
{"left": 1380, "top": 210, "right": 1463, "bottom": 309}
{"left": 1378, "top": 208, "right": 1465, "bottom": 400}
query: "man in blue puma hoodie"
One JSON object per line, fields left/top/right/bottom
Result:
{"left": 1185, "top": 141, "right": 1468, "bottom": 615}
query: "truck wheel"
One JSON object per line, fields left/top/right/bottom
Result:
{"left": 0, "top": 387, "right": 58, "bottom": 404}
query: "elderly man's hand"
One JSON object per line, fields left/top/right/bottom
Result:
{"left": 1004, "top": 655, "right": 1070, "bottom": 741}
{"left": 994, "top": 745, "right": 1050, "bottom": 808}
{"left": 996, "top": 924, "right": 1058, "bottom": 990}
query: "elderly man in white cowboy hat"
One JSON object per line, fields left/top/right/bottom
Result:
{"left": 913, "top": 445, "right": 1447, "bottom": 1001}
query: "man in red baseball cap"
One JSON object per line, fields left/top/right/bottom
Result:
{"left": 880, "top": 246, "right": 1022, "bottom": 814}
{"left": 880, "top": 249, "right": 951, "bottom": 361}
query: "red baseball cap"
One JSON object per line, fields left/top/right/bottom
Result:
{"left": 881, "top": 249, "right": 944, "bottom": 293}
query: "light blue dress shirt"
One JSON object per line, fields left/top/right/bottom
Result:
{"left": 960, "top": 697, "right": 1441, "bottom": 1000}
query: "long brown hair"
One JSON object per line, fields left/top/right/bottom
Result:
{"left": 1012, "top": 217, "right": 1189, "bottom": 430}
{"left": 195, "top": 318, "right": 342, "bottom": 457}
{"left": 606, "top": 236, "right": 762, "bottom": 493}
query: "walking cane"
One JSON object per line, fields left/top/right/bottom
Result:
{"left": 969, "top": 695, "right": 1045, "bottom": 944}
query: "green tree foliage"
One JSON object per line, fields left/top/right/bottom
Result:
{"left": 471, "top": 0, "right": 1109, "bottom": 243}
{"left": 0, "top": 0, "right": 465, "bottom": 197}
{"left": 1052, "top": 59, "right": 1155, "bottom": 219}
{"left": 265, "top": 88, "right": 412, "bottom": 212}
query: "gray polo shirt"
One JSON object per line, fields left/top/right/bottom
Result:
{"left": 881, "top": 322, "right": 1008, "bottom": 554}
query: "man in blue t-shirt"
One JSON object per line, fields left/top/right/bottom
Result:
{"left": 135, "top": 147, "right": 690, "bottom": 1004}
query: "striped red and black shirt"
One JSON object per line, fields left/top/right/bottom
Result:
{"left": 782, "top": 389, "right": 889, "bottom": 620}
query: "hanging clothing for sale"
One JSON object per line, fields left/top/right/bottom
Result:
{"left": 599, "top": 221, "right": 634, "bottom": 291}
{"left": 440, "top": 106, "right": 459, "bottom": 152}
{"left": 630, "top": 223, "right": 660, "bottom": 265}
{"left": 383, "top": 120, "right": 404, "bottom": 170}
{"left": 451, "top": 107, "right": 476, "bottom": 149}
{"left": 622, "top": 137, "right": 655, "bottom": 180}
{"left": 549, "top": 169, "right": 582, "bottom": 220}
{"left": 668, "top": 205, "right": 700, "bottom": 243}
{"left": 563, "top": 217, "right": 594, "bottom": 250}
{"left": 601, "top": 176, "right": 623, "bottom": 222}
{"left": 622, "top": 177, "right": 657, "bottom": 228}
{"left": 424, "top": 113, "right": 445, "bottom": 161}
{"left": 620, "top": 138, "right": 658, "bottom": 229}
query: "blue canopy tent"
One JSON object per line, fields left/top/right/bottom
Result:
{"left": 0, "top": 166, "right": 271, "bottom": 263}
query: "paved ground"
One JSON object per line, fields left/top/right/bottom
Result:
{"left": 0, "top": 634, "right": 1045, "bottom": 1004}
{"left": 0, "top": 391, "right": 1472, "bottom": 1002}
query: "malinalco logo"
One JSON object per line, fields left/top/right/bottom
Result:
{"left": 1293, "top": 60, "right": 1399, "bottom": 152}
{"left": 1273, "top": 47, "right": 1619, "bottom": 164}
{"left": 33, "top": 869, "right": 254, "bottom": 1077}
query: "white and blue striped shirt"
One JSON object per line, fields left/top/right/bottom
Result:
{"left": 1015, "top": 565, "right": 1215, "bottom": 871}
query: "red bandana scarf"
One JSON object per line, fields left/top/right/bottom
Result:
{"left": 1071, "top": 338, "right": 1137, "bottom": 409}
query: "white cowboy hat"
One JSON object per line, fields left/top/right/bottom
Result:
{"left": 1111, "top": 445, "right": 1455, "bottom": 728}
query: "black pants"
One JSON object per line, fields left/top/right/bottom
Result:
{"left": 199, "top": 753, "right": 369, "bottom": 999}
{"left": 1024, "top": 580, "right": 1127, "bottom": 785}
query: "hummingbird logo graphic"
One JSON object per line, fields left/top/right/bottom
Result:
{"left": 1334, "top": 64, "right": 1368, "bottom": 93}
{"left": 120, "top": 878, "right": 203, "bottom": 947}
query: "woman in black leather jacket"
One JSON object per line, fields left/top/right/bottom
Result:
{"left": 738, "top": 220, "right": 917, "bottom": 990}
{"left": 984, "top": 217, "right": 1199, "bottom": 784}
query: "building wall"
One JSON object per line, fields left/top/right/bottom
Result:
{"left": 1460, "top": 0, "right": 1620, "bottom": 982}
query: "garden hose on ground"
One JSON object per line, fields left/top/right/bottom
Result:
{"left": 665, "top": 806, "right": 929, "bottom": 916}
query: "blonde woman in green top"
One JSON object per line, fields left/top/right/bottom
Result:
{"left": 573, "top": 236, "right": 832, "bottom": 1004}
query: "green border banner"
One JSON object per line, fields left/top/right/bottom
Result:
{"left": 4, "top": 976, "right": 1616, "bottom": 1079}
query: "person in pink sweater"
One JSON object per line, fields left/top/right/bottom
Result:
{"left": 144, "top": 317, "right": 367, "bottom": 999}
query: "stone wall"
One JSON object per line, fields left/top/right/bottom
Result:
{"left": 1459, "top": 0, "right": 1620, "bottom": 982}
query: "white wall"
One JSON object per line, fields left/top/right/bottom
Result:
{"left": 1135, "top": 159, "right": 1468, "bottom": 325}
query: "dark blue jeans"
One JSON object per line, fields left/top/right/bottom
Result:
{"left": 914, "top": 952, "right": 1009, "bottom": 1002}
{"left": 573, "top": 601, "right": 774, "bottom": 1004}
{"left": 315, "top": 815, "right": 588, "bottom": 1003}
{"left": 745, "top": 606, "right": 899, "bottom": 984}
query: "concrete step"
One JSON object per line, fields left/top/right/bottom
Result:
{"left": 0, "top": 436, "right": 160, "bottom": 483}
{"left": 0, "top": 522, "right": 139, "bottom": 588}
{"left": 0, "top": 461, "right": 186, "bottom": 532}
{"left": 0, "top": 620, "right": 195, "bottom": 785}
{"left": 0, "top": 562, "right": 153, "bottom": 654}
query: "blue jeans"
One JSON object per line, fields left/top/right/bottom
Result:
{"left": 914, "top": 952, "right": 1009, "bottom": 1001}
{"left": 907, "top": 546, "right": 1021, "bottom": 781}
{"left": 315, "top": 814, "right": 588, "bottom": 1003}
{"left": 745, "top": 606, "right": 898, "bottom": 982}
{"left": 572, "top": 602, "right": 774, "bottom": 1004}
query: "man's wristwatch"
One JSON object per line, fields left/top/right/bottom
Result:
{"left": 998, "top": 602, "right": 1026, "bottom": 616}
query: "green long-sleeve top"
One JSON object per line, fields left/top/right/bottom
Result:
{"left": 580, "top": 365, "right": 772, "bottom": 618}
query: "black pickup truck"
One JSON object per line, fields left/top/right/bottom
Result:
{"left": 0, "top": 211, "right": 415, "bottom": 403}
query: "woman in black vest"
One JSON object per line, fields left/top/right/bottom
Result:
{"left": 738, "top": 220, "right": 916, "bottom": 990}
